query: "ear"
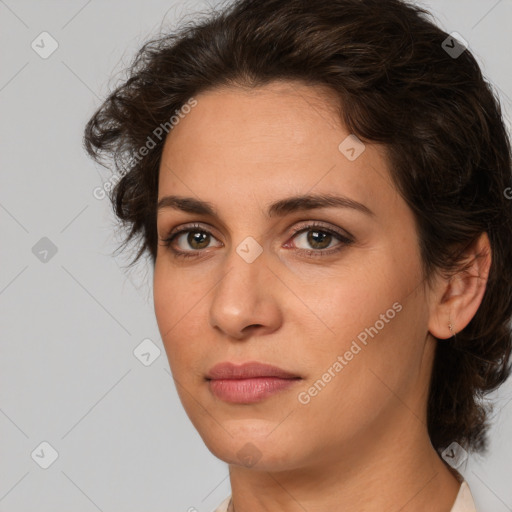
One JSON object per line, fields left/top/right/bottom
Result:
{"left": 428, "top": 232, "right": 492, "bottom": 340}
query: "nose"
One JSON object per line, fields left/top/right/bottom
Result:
{"left": 208, "top": 244, "right": 283, "bottom": 340}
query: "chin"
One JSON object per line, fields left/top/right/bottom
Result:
{"left": 200, "top": 425, "right": 301, "bottom": 471}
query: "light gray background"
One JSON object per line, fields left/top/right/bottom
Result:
{"left": 1, "top": 1, "right": 511, "bottom": 511}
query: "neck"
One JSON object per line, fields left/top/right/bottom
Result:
{"left": 226, "top": 412, "right": 461, "bottom": 512}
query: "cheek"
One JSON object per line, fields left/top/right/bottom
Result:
{"left": 320, "top": 286, "right": 426, "bottom": 404}
{"left": 153, "top": 269, "right": 173, "bottom": 335}
{"left": 153, "top": 266, "right": 195, "bottom": 361}
{"left": 300, "top": 261, "right": 404, "bottom": 349}
{"left": 292, "top": 301, "right": 423, "bottom": 449}
{"left": 153, "top": 262, "right": 193, "bottom": 331}
{"left": 296, "top": 250, "right": 424, "bottom": 385}
{"left": 153, "top": 263, "right": 214, "bottom": 382}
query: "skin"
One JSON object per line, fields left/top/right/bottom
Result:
{"left": 153, "top": 81, "right": 491, "bottom": 511}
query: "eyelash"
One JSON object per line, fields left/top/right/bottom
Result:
{"left": 160, "top": 222, "right": 354, "bottom": 260}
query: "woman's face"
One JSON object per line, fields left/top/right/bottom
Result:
{"left": 154, "top": 81, "right": 437, "bottom": 471}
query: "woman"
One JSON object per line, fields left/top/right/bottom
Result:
{"left": 83, "top": 0, "right": 512, "bottom": 510}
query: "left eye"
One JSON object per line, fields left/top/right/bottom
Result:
{"left": 291, "top": 228, "right": 343, "bottom": 251}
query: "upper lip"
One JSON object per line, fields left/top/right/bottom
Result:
{"left": 206, "top": 361, "right": 301, "bottom": 380}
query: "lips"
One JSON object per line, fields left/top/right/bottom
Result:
{"left": 205, "top": 361, "right": 300, "bottom": 380}
{"left": 205, "top": 362, "right": 302, "bottom": 403}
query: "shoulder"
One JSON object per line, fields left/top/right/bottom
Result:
{"left": 212, "top": 495, "right": 231, "bottom": 512}
{"left": 450, "top": 480, "right": 478, "bottom": 512}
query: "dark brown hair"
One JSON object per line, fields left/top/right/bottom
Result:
{"left": 83, "top": 0, "right": 512, "bottom": 455}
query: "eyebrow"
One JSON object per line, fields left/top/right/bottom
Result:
{"left": 157, "top": 193, "right": 374, "bottom": 218}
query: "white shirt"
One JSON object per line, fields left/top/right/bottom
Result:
{"left": 212, "top": 480, "right": 477, "bottom": 512}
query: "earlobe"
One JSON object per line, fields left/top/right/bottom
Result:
{"left": 448, "top": 321, "right": 456, "bottom": 339}
{"left": 428, "top": 232, "right": 492, "bottom": 340}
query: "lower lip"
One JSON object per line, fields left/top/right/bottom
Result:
{"left": 208, "top": 377, "right": 301, "bottom": 403}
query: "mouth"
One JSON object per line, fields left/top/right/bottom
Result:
{"left": 205, "top": 361, "right": 302, "bottom": 404}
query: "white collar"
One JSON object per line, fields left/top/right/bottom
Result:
{"left": 450, "top": 480, "right": 478, "bottom": 512}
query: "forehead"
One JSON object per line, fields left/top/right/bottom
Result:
{"left": 158, "top": 81, "right": 396, "bottom": 217}
{"left": 162, "top": 81, "right": 343, "bottom": 164}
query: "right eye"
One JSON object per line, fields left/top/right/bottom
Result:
{"left": 160, "top": 223, "right": 223, "bottom": 258}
